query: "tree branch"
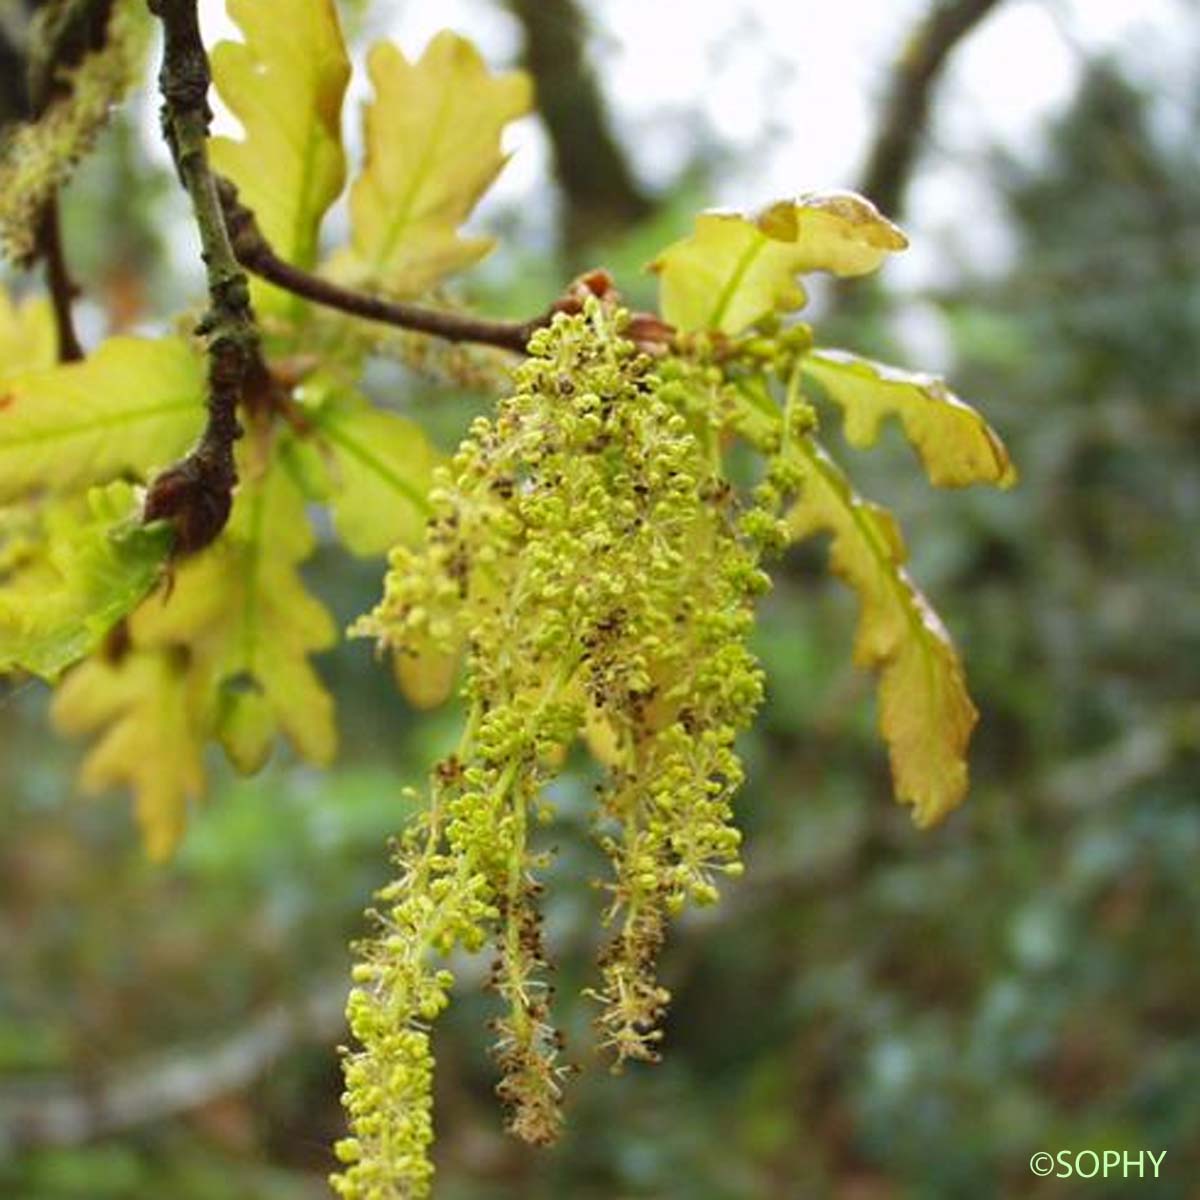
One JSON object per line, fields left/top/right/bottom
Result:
{"left": 858, "top": 0, "right": 1006, "bottom": 218}
{"left": 220, "top": 179, "right": 584, "bottom": 354}
{"left": 24, "top": 0, "right": 115, "bottom": 362}
{"left": 143, "top": 0, "right": 268, "bottom": 554}
{"left": 0, "top": 976, "right": 347, "bottom": 1151}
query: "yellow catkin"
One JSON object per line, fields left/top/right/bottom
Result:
{"left": 336, "top": 301, "right": 776, "bottom": 1197}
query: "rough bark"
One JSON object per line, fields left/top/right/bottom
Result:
{"left": 143, "top": 0, "right": 267, "bottom": 554}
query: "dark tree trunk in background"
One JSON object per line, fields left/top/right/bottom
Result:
{"left": 859, "top": 0, "right": 1006, "bottom": 219}
{"left": 506, "top": 0, "right": 652, "bottom": 252}
{"left": 831, "top": 0, "right": 1006, "bottom": 326}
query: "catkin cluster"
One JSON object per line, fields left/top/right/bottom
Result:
{"left": 335, "top": 301, "right": 775, "bottom": 1198}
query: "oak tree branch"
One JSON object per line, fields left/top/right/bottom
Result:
{"left": 218, "top": 180, "right": 548, "bottom": 354}
{"left": 24, "top": 0, "right": 116, "bottom": 361}
{"left": 144, "top": 0, "right": 268, "bottom": 554}
{"left": 219, "top": 181, "right": 675, "bottom": 357}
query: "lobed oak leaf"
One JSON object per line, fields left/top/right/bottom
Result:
{"left": 53, "top": 438, "right": 337, "bottom": 858}
{"left": 300, "top": 388, "right": 437, "bottom": 556}
{"left": 787, "top": 436, "right": 977, "bottom": 825}
{"left": 132, "top": 438, "right": 338, "bottom": 770}
{"left": 651, "top": 192, "right": 907, "bottom": 335}
{"left": 0, "top": 482, "right": 171, "bottom": 681}
{"left": 0, "top": 336, "right": 205, "bottom": 502}
{"left": 53, "top": 645, "right": 207, "bottom": 861}
{"left": 803, "top": 349, "right": 1017, "bottom": 488}
{"left": 210, "top": 0, "right": 351, "bottom": 315}
{"left": 338, "top": 31, "right": 532, "bottom": 296}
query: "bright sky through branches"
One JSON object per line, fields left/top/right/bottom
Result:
{"left": 191, "top": 0, "right": 1193, "bottom": 319}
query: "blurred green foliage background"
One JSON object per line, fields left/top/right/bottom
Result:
{"left": 2, "top": 2, "right": 1198, "bottom": 1197}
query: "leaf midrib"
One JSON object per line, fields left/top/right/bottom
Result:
{"left": 316, "top": 412, "right": 433, "bottom": 515}
{"left": 0, "top": 399, "right": 200, "bottom": 451}
{"left": 796, "top": 435, "right": 944, "bottom": 743}
{"left": 372, "top": 79, "right": 455, "bottom": 271}
{"left": 238, "top": 468, "right": 269, "bottom": 676}
{"left": 708, "top": 232, "right": 767, "bottom": 331}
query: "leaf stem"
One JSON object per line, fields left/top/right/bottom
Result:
{"left": 143, "top": 0, "right": 269, "bottom": 554}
